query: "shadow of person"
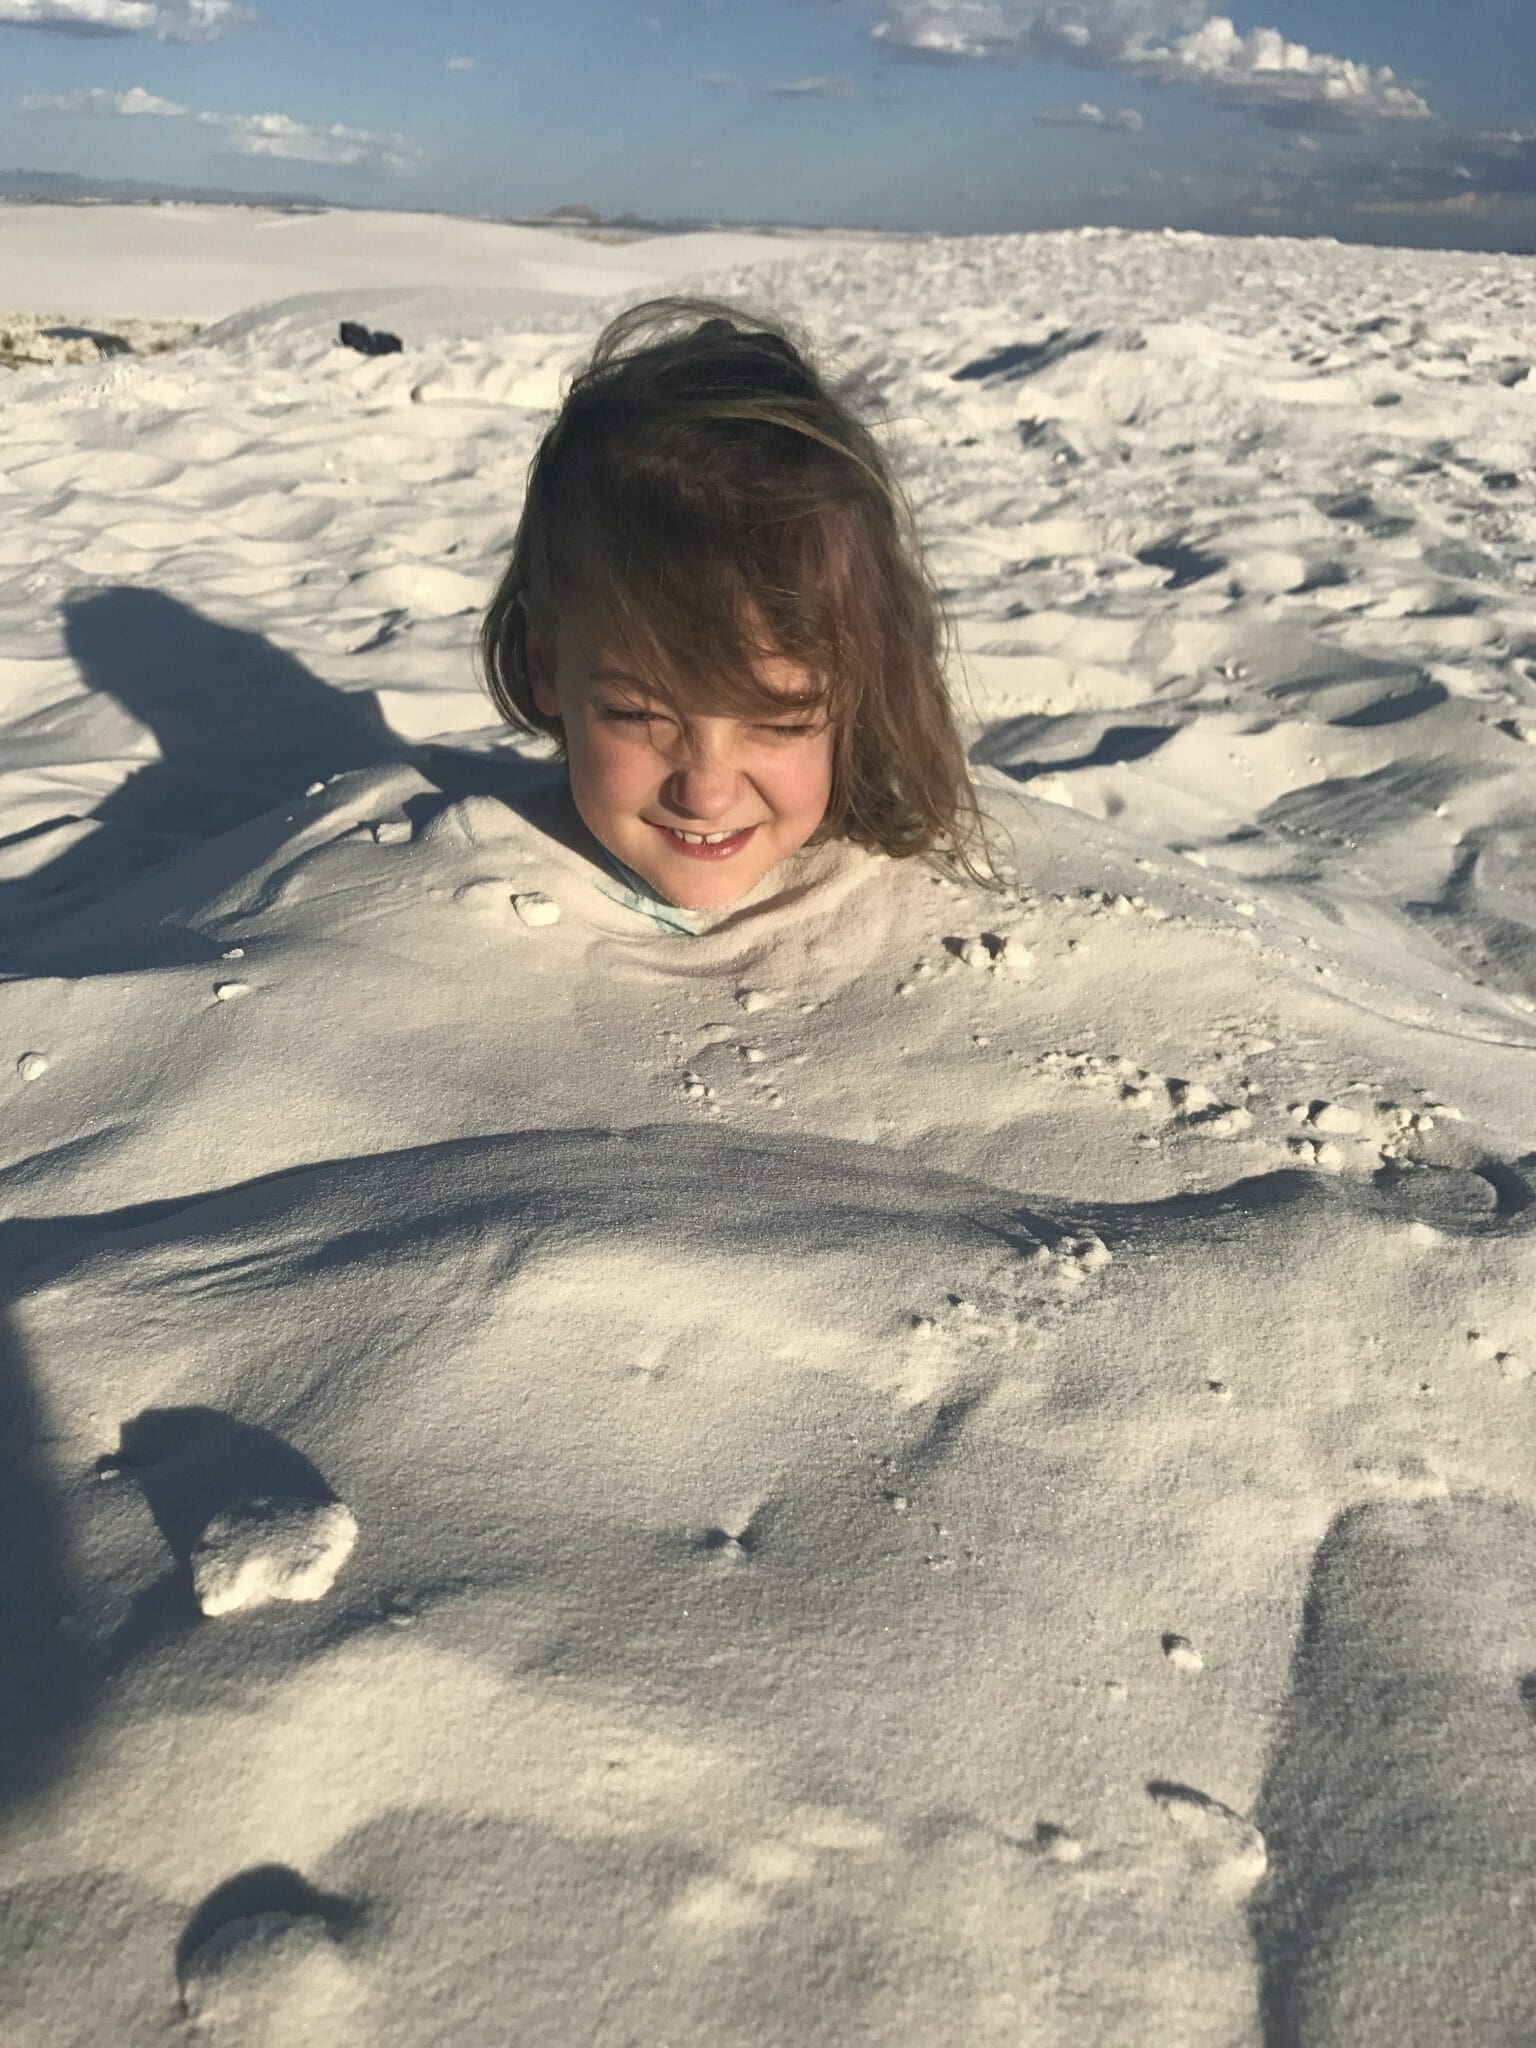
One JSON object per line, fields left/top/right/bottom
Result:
{"left": 0, "top": 1201, "right": 197, "bottom": 1823}
{"left": 1249, "top": 1494, "right": 1536, "bottom": 2046}
{"left": 408, "top": 737, "right": 595, "bottom": 863}
{"left": 0, "top": 1283, "right": 77, "bottom": 1819}
{"left": 0, "top": 582, "right": 626, "bottom": 977}
{"left": 0, "top": 586, "right": 401, "bottom": 962}
{"left": 0, "top": 1202, "right": 351, "bottom": 1830}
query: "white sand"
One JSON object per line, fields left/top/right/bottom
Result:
{"left": 1, "top": 204, "right": 1534, "bottom": 2045}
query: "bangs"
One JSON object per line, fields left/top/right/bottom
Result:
{"left": 593, "top": 669, "right": 832, "bottom": 726}
{"left": 557, "top": 520, "right": 850, "bottom": 732}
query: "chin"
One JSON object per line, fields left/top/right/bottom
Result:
{"left": 654, "top": 869, "right": 764, "bottom": 911}
{"left": 619, "top": 829, "right": 787, "bottom": 913}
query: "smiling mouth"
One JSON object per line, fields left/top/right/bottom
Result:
{"left": 647, "top": 815, "right": 761, "bottom": 856}
{"left": 651, "top": 819, "right": 761, "bottom": 843}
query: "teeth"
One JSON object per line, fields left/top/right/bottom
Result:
{"left": 669, "top": 827, "right": 745, "bottom": 845}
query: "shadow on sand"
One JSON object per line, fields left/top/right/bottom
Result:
{"left": 0, "top": 583, "right": 598, "bottom": 980}
{"left": 0, "top": 586, "right": 583, "bottom": 1825}
{"left": 0, "top": 1202, "right": 356, "bottom": 1834}
{"left": 0, "top": 586, "right": 401, "bottom": 963}
{"left": 1250, "top": 1494, "right": 1536, "bottom": 2045}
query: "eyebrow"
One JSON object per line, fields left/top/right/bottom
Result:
{"left": 589, "top": 670, "right": 827, "bottom": 712}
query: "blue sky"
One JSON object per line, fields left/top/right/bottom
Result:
{"left": 4, "top": 0, "right": 1534, "bottom": 249}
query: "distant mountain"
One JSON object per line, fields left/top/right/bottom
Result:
{"left": 0, "top": 167, "right": 332, "bottom": 210}
{"left": 0, "top": 172, "right": 890, "bottom": 239}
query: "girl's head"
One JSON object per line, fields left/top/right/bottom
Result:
{"left": 480, "top": 295, "right": 1008, "bottom": 909}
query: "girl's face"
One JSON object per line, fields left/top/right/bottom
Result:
{"left": 525, "top": 612, "right": 836, "bottom": 911}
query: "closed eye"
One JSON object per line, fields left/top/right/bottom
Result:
{"left": 601, "top": 707, "right": 821, "bottom": 737}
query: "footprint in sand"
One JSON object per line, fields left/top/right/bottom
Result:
{"left": 1166, "top": 1078, "right": 1254, "bottom": 1138}
{"left": 1348, "top": 1446, "right": 1449, "bottom": 1500}
{"left": 1465, "top": 1329, "right": 1529, "bottom": 1383}
{"left": 180, "top": 1909, "right": 366, "bottom": 2044}
{"left": 1161, "top": 1633, "right": 1205, "bottom": 1674}
{"left": 1062, "top": 1055, "right": 1249, "bottom": 1140}
{"left": 909, "top": 1294, "right": 991, "bottom": 1348}
{"left": 1032, "top": 1822, "right": 1084, "bottom": 1865}
{"left": 1148, "top": 1781, "right": 1267, "bottom": 1900}
{"left": 733, "top": 1044, "right": 787, "bottom": 1107}
{"left": 1301, "top": 1098, "right": 1363, "bottom": 1136}
{"left": 191, "top": 1496, "right": 358, "bottom": 1616}
{"left": 949, "top": 933, "right": 1032, "bottom": 976}
{"left": 449, "top": 879, "right": 561, "bottom": 928}
{"left": 451, "top": 878, "right": 515, "bottom": 915}
{"left": 680, "top": 1026, "right": 791, "bottom": 1114}
{"left": 1022, "top": 1232, "right": 1113, "bottom": 1286}
{"left": 680, "top": 1069, "right": 719, "bottom": 1110}
{"left": 1288, "top": 1137, "right": 1346, "bottom": 1173}
{"left": 511, "top": 890, "right": 561, "bottom": 927}
{"left": 697, "top": 1505, "right": 771, "bottom": 1564}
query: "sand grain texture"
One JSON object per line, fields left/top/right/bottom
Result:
{"left": 1, "top": 205, "right": 1534, "bottom": 2044}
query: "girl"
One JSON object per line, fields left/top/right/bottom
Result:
{"left": 479, "top": 294, "right": 1012, "bottom": 936}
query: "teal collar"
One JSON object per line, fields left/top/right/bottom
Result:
{"left": 593, "top": 847, "right": 707, "bottom": 936}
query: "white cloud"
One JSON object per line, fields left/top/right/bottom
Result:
{"left": 1300, "top": 128, "right": 1536, "bottom": 213}
{"left": 210, "top": 110, "right": 425, "bottom": 173}
{"left": 765, "top": 74, "right": 859, "bottom": 98}
{"left": 700, "top": 69, "right": 858, "bottom": 98}
{"left": 0, "top": 0, "right": 246, "bottom": 39}
{"left": 445, "top": 53, "right": 475, "bottom": 70}
{"left": 1036, "top": 98, "right": 1143, "bottom": 129}
{"left": 1351, "top": 188, "right": 1492, "bottom": 220}
{"left": 22, "top": 83, "right": 184, "bottom": 112}
{"left": 863, "top": 0, "right": 1433, "bottom": 128}
{"left": 22, "top": 81, "right": 425, "bottom": 173}
{"left": 1065, "top": 117, "right": 1536, "bottom": 241}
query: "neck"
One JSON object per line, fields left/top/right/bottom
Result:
{"left": 596, "top": 843, "right": 709, "bottom": 935}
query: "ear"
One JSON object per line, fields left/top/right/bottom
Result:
{"left": 525, "top": 618, "right": 562, "bottom": 721}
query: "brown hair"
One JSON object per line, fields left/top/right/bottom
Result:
{"left": 478, "top": 293, "right": 1012, "bottom": 890}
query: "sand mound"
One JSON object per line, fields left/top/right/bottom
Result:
{"left": 3, "top": 1118, "right": 1532, "bottom": 2041}
{"left": 3, "top": 215, "right": 1536, "bottom": 2041}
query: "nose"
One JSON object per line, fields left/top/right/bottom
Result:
{"left": 660, "top": 728, "right": 747, "bottom": 821}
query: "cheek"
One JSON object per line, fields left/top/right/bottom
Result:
{"left": 571, "top": 725, "right": 835, "bottom": 826}
{"left": 786, "top": 738, "right": 835, "bottom": 821}
{"left": 569, "top": 727, "right": 655, "bottom": 808}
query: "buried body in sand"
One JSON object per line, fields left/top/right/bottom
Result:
{"left": 2, "top": 297, "right": 1535, "bottom": 2047}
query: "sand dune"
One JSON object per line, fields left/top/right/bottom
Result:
{"left": 1, "top": 207, "right": 1534, "bottom": 2044}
